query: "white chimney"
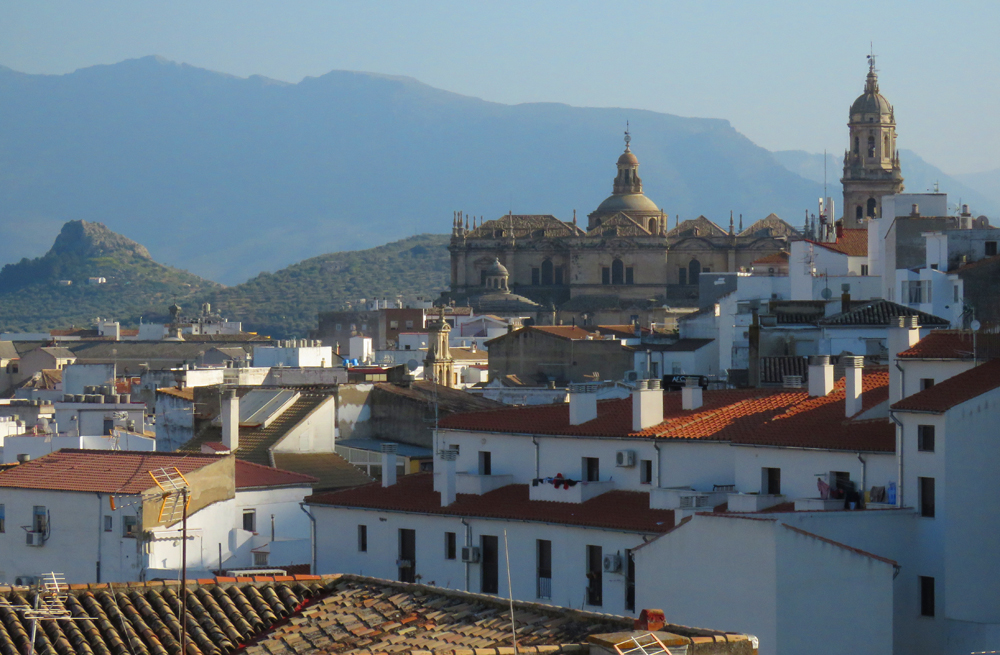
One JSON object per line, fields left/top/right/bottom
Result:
{"left": 569, "top": 384, "right": 599, "bottom": 425}
{"left": 633, "top": 379, "right": 663, "bottom": 431}
{"left": 222, "top": 389, "right": 239, "bottom": 451}
{"left": 381, "top": 443, "right": 398, "bottom": 487}
{"left": 441, "top": 449, "right": 457, "bottom": 507}
{"left": 808, "top": 355, "right": 834, "bottom": 397}
{"left": 681, "top": 377, "right": 703, "bottom": 411}
{"left": 844, "top": 355, "right": 864, "bottom": 417}
{"left": 888, "top": 315, "right": 921, "bottom": 404}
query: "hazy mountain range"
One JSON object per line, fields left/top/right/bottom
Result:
{"left": 0, "top": 56, "right": 994, "bottom": 285}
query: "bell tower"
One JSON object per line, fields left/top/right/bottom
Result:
{"left": 424, "top": 309, "right": 455, "bottom": 388}
{"left": 841, "top": 54, "right": 904, "bottom": 228}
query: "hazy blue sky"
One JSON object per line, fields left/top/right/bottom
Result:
{"left": 3, "top": 1, "right": 998, "bottom": 174}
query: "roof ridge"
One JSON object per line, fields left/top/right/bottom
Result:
{"left": 781, "top": 523, "right": 897, "bottom": 566}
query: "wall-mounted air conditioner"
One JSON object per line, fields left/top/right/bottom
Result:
{"left": 616, "top": 450, "right": 636, "bottom": 467}
{"left": 602, "top": 553, "right": 622, "bottom": 573}
{"left": 25, "top": 532, "right": 44, "bottom": 547}
{"left": 461, "top": 546, "right": 481, "bottom": 563}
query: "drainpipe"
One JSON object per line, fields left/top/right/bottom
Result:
{"left": 96, "top": 492, "right": 103, "bottom": 583}
{"left": 895, "top": 361, "right": 906, "bottom": 402}
{"left": 299, "top": 503, "right": 317, "bottom": 574}
{"left": 532, "top": 437, "right": 540, "bottom": 480}
{"left": 653, "top": 442, "right": 662, "bottom": 488}
{"left": 856, "top": 453, "right": 867, "bottom": 503}
{"left": 889, "top": 412, "right": 904, "bottom": 508}
{"left": 461, "top": 518, "right": 472, "bottom": 592}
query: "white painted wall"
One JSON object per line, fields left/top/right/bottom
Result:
{"left": 270, "top": 397, "right": 336, "bottom": 455}
{"left": 900, "top": 360, "right": 976, "bottom": 401}
{"left": 3, "top": 433, "right": 155, "bottom": 463}
{"left": 253, "top": 346, "right": 334, "bottom": 368}
{"left": 62, "top": 364, "right": 116, "bottom": 396}
{"left": 54, "top": 403, "right": 146, "bottom": 437}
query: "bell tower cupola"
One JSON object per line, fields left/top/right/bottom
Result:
{"left": 841, "top": 53, "right": 904, "bottom": 228}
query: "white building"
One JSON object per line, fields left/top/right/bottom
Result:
{"left": 253, "top": 342, "right": 334, "bottom": 368}
{"left": 0, "top": 450, "right": 315, "bottom": 584}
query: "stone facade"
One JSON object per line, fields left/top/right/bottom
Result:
{"left": 841, "top": 58, "right": 904, "bottom": 228}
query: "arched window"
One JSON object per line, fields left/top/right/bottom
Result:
{"left": 867, "top": 198, "right": 877, "bottom": 218}
{"left": 854, "top": 137, "right": 860, "bottom": 154}
{"left": 867, "top": 136, "right": 875, "bottom": 157}
{"left": 856, "top": 206, "right": 863, "bottom": 220}
{"left": 688, "top": 259, "right": 701, "bottom": 285}
{"left": 611, "top": 259, "right": 625, "bottom": 285}
{"left": 541, "top": 259, "right": 554, "bottom": 286}
{"left": 648, "top": 218, "right": 658, "bottom": 233}
{"left": 594, "top": 218, "right": 602, "bottom": 228}
{"left": 884, "top": 135, "right": 889, "bottom": 157}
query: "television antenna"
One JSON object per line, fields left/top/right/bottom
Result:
{"left": 0, "top": 572, "right": 95, "bottom": 655}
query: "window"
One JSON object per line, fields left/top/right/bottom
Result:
{"left": 762, "top": 467, "right": 781, "bottom": 495}
{"left": 32, "top": 506, "right": 47, "bottom": 533}
{"left": 884, "top": 134, "right": 889, "bottom": 156}
{"left": 478, "top": 451, "right": 492, "bottom": 475}
{"left": 537, "top": 539, "right": 552, "bottom": 599}
{"left": 920, "top": 378, "right": 935, "bottom": 391}
{"left": 919, "top": 477, "right": 935, "bottom": 518}
{"left": 122, "top": 515, "right": 138, "bottom": 538}
{"left": 531, "top": 268, "right": 540, "bottom": 285}
{"left": 445, "top": 532, "right": 456, "bottom": 559}
{"left": 688, "top": 260, "right": 701, "bottom": 285}
{"left": 867, "top": 136, "right": 875, "bottom": 157}
{"left": 987, "top": 241, "right": 998, "bottom": 257}
{"left": 861, "top": 264, "right": 869, "bottom": 276}
{"left": 856, "top": 206, "right": 863, "bottom": 220}
{"left": 253, "top": 551, "right": 269, "bottom": 567}
{"left": 541, "top": 259, "right": 553, "bottom": 285}
{"left": 639, "top": 460, "right": 653, "bottom": 485}
{"left": 554, "top": 266, "right": 564, "bottom": 285}
{"left": 920, "top": 576, "right": 935, "bottom": 617}
{"left": 389, "top": 320, "right": 398, "bottom": 329}
{"left": 625, "top": 267, "right": 634, "bottom": 285}
{"left": 867, "top": 198, "right": 877, "bottom": 218}
{"left": 586, "top": 545, "right": 603, "bottom": 606}
{"left": 481, "top": 534, "right": 499, "bottom": 593}
{"left": 481, "top": 270, "right": 488, "bottom": 286}
{"left": 954, "top": 286, "right": 960, "bottom": 302}
{"left": 0, "top": 504, "right": 4, "bottom": 533}
{"left": 918, "top": 425, "right": 935, "bottom": 452}
{"left": 602, "top": 267, "right": 611, "bottom": 285}
{"left": 399, "top": 528, "right": 417, "bottom": 583}
{"left": 449, "top": 443, "right": 460, "bottom": 454}
{"left": 405, "top": 320, "right": 414, "bottom": 329}
{"left": 104, "top": 516, "right": 113, "bottom": 532}
{"left": 854, "top": 136, "right": 860, "bottom": 154}
{"left": 648, "top": 218, "right": 658, "bottom": 233}
{"left": 583, "top": 457, "right": 600, "bottom": 482}
{"left": 625, "top": 549, "right": 636, "bottom": 613}
{"left": 650, "top": 362, "right": 659, "bottom": 378}
{"left": 611, "top": 259, "right": 624, "bottom": 285}
{"left": 243, "top": 509, "right": 256, "bottom": 533}
{"left": 678, "top": 268, "right": 687, "bottom": 285}
{"left": 358, "top": 525, "right": 368, "bottom": 552}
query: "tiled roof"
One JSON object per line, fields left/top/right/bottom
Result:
{"left": 158, "top": 386, "right": 196, "bottom": 401}
{"left": 40, "top": 346, "right": 77, "bottom": 359}
{"left": 814, "top": 229, "right": 869, "bottom": 257}
{"left": 0, "top": 450, "right": 223, "bottom": 493}
{"left": 626, "top": 338, "right": 714, "bottom": 353}
{"left": 818, "top": 299, "right": 949, "bottom": 326}
{"left": 308, "top": 474, "right": 676, "bottom": 533}
{"left": 892, "top": 358, "right": 1000, "bottom": 414}
{"left": 180, "top": 392, "right": 333, "bottom": 465}
{"left": 492, "top": 325, "right": 643, "bottom": 345}
{"left": 733, "top": 371, "right": 894, "bottom": 451}
{"left": 752, "top": 251, "right": 790, "bottom": 265}
{"left": 896, "top": 330, "right": 1000, "bottom": 359}
{"left": 0, "top": 449, "right": 314, "bottom": 493}
{"left": 0, "top": 341, "right": 18, "bottom": 361}
{"left": 372, "top": 381, "right": 502, "bottom": 415}
{"left": 271, "top": 453, "right": 373, "bottom": 492}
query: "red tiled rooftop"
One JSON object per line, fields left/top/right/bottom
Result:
{"left": 0, "top": 449, "right": 315, "bottom": 494}
{"left": 892, "top": 358, "right": 1000, "bottom": 414}
{"left": 157, "top": 386, "right": 195, "bottom": 401}
{"left": 307, "top": 473, "right": 675, "bottom": 533}
{"left": 752, "top": 251, "right": 790, "bottom": 265}
{"left": 807, "top": 229, "right": 868, "bottom": 257}
{"left": 897, "top": 330, "right": 983, "bottom": 359}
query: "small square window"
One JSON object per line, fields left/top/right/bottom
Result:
{"left": 243, "top": 509, "right": 256, "bottom": 533}
{"left": 917, "top": 425, "right": 935, "bottom": 452}
{"left": 253, "top": 551, "right": 269, "bottom": 566}
{"left": 390, "top": 321, "right": 399, "bottom": 329}
{"left": 920, "top": 576, "right": 935, "bottom": 616}
{"left": 986, "top": 241, "right": 997, "bottom": 257}
{"left": 405, "top": 320, "right": 414, "bottom": 329}
{"left": 122, "top": 515, "right": 138, "bottom": 538}
{"left": 449, "top": 444, "right": 460, "bottom": 454}
{"left": 478, "top": 451, "right": 492, "bottom": 476}
{"left": 920, "top": 378, "right": 935, "bottom": 391}
{"left": 861, "top": 264, "right": 869, "bottom": 276}
{"left": 583, "top": 457, "right": 600, "bottom": 482}
{"left": 919, "top": 477, "right": 935, "bottom": 518}
{"left": 358, "top": 525, "right": 368, "bottom": 552}
{"left": 104, "top": 516, "right": 113, "bottom": 532}
{"left": 445, "top": 532, "right": 457, "bottom": 559}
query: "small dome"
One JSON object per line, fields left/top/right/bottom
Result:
{"left": 486, "top": 258, "right": 509, "bottom": 277}
{"left": 617, "top": 150, "right": 639, "bottom": 166}
{"left": 596, "top": 193, "right": 660, "bottom": 214}
{"left": 850, "top": 91, "right": 892, "bottom": 116}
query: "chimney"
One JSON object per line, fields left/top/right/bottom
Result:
{"left": 632, "top": 379, "right": 663, "bottom": 430}
{"left": 681, "top": 376, "right": 703, "bottom": 411}
{"left": 381, "top": 443, "right": 398, "bottom": 487}
{"left": 911, "top": 204, "right": 920, "bottom": 216}
{"left": 844, "top": 355, "right": 864, "bottom": 417}
{"left": 807, "top": 355, "right": 834, "bottom": 397}
{"left": 888, "top": 316, "right": 921, "bottom": 404}
{"left": 222, "top": 389, "right": 239, "bottom": 451}
{"left": 748, "top": 311, "right": 761, "bottom": 388}
{"left": 841, "top": 291, "right": 851, "bottom": 315}
{"left": 569, "top": 383, "right": 599, "bottom": 425}
{"left": 440, "top": 449, "right": 457, "bottom": 507}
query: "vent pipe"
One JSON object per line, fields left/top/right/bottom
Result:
{"left": 381, "top": 443, "right": 398, "bottom": 488}
{"left": 222, "top": 390, "right": 239, "bottom": 451}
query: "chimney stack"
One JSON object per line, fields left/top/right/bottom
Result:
{"left": 681, "top": 376, "right": 703, "bottom": 411}
{"left": 807, "top": 355, "right": 834, "bottom": 397}
{"left": 381, "top": 443, "right": 398, "bottom": 487}
{"left": 888, "top": 316, "right": 921, "bottom": 404}
{"left": 440, "top": 449, "right": 457, "bottom": 507}
{"left": 841, "top": 291, "right": 851, "bottom": 315}
{"left": 843, "top": 356, "right": 864, "bottom": 417}
{"left": 569, "top": 383, "right": 599, "bottom": 425}
{"left": 222, "top": 389, "right": 239, "bottom": 451}
{"left": 632, "top": 379, "right": 663, "bottom": 430}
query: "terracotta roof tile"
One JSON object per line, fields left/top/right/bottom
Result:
{"left": 898, "top": 330, "right": 1000, "bottom": 360}
{"left": 752, "top": 251, "right": 790, "bottom": 265}
{"left": 805, "top": 229, "right": 868, "bottom": 257}
{"left": 271, "top": 452, "right": 372, "bottom": 491}
{"left": 891, "top": 358, "right": 1000, "bottom": 414}
{"left": 157, "top": 386, "right": 195, "bottom": 401}
{"left": 307, "top": 474, "right": 675, "bottom": 533}
{"left": 233, "top": 459, "right": 317, "bottom": 489}
{"left": 818, "top": 299, "right": 949, "bottom": 327}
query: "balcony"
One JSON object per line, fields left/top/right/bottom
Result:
{"left": 727, "top": 493, "right": 786, "bottom": 513}
{"left": 529, "top": 479, "right": 614, "bottom": 504}
{"left": 794, "top": 498, "right": 848, "bottom": 511}
{"left": 649, "top": 487, "right": 730, "bottom": 511}
{"left": 455, "top": 473, "right": 514, "bottom": 496}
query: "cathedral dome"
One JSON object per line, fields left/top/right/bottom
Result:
{"left": 617, "top": 150, "right": 639, "bottom": 166}
{"left": 850, "top": 69, "right": 892, "bottom": 117}
{"left": 595, "top": 193, "right": 660, "bottom": 213}
{"left": 486, "top": 258, "right": 509, "bottom": 277}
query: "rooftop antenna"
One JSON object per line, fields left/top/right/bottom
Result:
{"left": 823, "top": 149, "right": 827, "bottom": 198}
{"left": 0, "top": 573, "right": 95, "bottom": 655}
{"left": 503, "top": 529, "right": 518, "bottom": 654}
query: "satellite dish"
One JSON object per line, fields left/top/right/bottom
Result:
{"left": 406, "top": 359, "right": 420, "bottom": 372}
{"left": 821, "top": 288, "right": 833, "bottom": 299}
{"left": 971, "top": 320, "right": 982, "bottom": 332}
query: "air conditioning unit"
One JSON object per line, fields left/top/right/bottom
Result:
{"left": 395, "top": 559, "right": 413, "bottom": 569}
{"left": 615, "top": 450, "right": 636, "bottom": 467}
{"left": 14, "top": 576, "right": 37, "bottom": 587}
{"left": 624, "top": 370, "right": 639, "bottom": 383}
{"left": 25, "top": 532, "right": 44, "bottom": 547}
{"left": 602, "top": 553, "right": 622, "bottom": 573}
{"left": 461, "top": 546, "right": 481, "bottom": 563}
